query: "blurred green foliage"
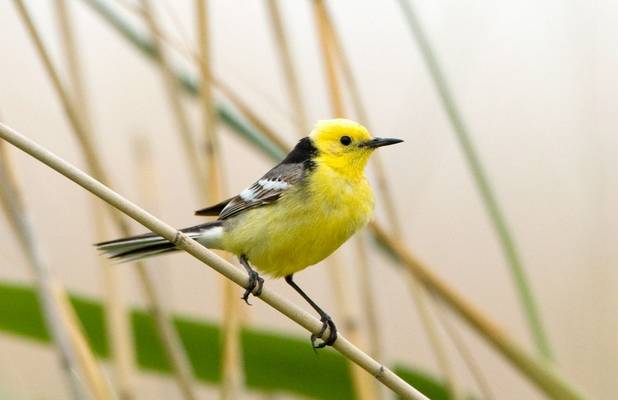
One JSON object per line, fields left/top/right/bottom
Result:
{"left": 0, "top": 282, "right": 451, "bottom": 399}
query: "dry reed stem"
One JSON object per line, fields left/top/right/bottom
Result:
{"left": 195, "top": 1, "right": 244, "bottom": 397}
{"left": 435, "top": 303, "right": 495, "bottom": 400}
{"left": 109, "top": 0, "right": 293, "bottom": 152}
{"left": 313, "top": 0, "right": 345, "bottom": 117}
{"left": 50, "top": 2, "right": 575, "bottom": 397}
{"left": 0, "top": 121, "right": 431, "bottom": 400}
{"left": 312, "top": 2, "right": 379, "bottom": 398}
{"left": 140, "top": 1, "right": 246, "bottom": 396}
{"left": 331, "top": 253, "right": 379, "bottom": 400}
{"left": 265, "top": 0, "right": 309, "bottom": 135}
{"left": 318, "top": 5, "right": 463, "bottom": 396}
{"left": 0, "top": 141, "right": 95, "bottom": 400}
{"left": 54, "top": 284, "right": 116, "bottom": 400}
{"left": 12, "top": 2, "right": 199, "bottom": 398}
{"left": 214, "top": 79, "right": 292, "bottom": 151}
{"left": 397, "top": 0, "right": 552, "bottom": 362}
{"left": 369, "top": 222, "right": 586, "bottom": 400}
{"left": 53, "top": 2, "right": 136, "bottom": 398}
{"left": 141, "top": 0, "right": 208, "bottom": 194}
{"left": 195, "top": 0, "right": 222, "bottom": 194}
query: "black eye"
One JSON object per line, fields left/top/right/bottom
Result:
{"left": 340, "top": 135, "right": 352, "bottom": 146}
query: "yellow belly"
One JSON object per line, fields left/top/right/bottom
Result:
{"left": 221, "top": 170, "right": 374, "bottom": 278}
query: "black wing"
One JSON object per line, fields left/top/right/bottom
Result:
{"left": 194, "top": 162, "right": 306, "bottom": 220}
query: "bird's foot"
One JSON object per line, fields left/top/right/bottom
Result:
{"left": 241, "top": 269, "right": 264, "bottom": 305}
{"left": 311, "top": 314, "right": 337, "bottom": 350}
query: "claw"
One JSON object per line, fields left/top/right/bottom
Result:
{"left": 311, "top": 314, "right": 338, "bottom": 350}
{"left": 241, "top": 269, "right": 264, "bottom": 305}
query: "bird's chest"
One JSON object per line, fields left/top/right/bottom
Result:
{"left": 304, "top": 166, "right": 374, "bottom": 234}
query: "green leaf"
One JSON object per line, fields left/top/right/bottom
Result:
{"left": 0, "top": 282, "right": 451, "bottom": 399}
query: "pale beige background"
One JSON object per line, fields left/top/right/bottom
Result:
{"left": 0, "top": 1, "right": 616, "bottom": 399}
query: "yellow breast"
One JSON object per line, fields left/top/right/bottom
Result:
{"left": 221, "top": 165, "right": 374, "bottom": 277}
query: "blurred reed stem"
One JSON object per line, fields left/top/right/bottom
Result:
{"left": 75, "top": 2, "right": 579, "bottom": 396}
{"left": 53, "top": 1, "right": 136, "bottom": 398}
{"left": 53, "top": 284, "right": 116, "bottom": 400}
{"left": 435, "top": 303, "right": 495, "bottom": 400}
{"left": 195, "top": 0, "right": 223, "bottom": 194}
{"left": 396, "top": 0, "right": 553, "bottom": 361}
{"left": 318, "top": 5, "right": 464, "bottom": 397}
{"left": 265, "top": 0, "right": 309, "bottom": 135}
{"left": 0, "top": 140, "right": 100, "bottom": 400}
{"left": 370, "top": 222, "right": 586, "bottom": 400}
{"left": 0, "top": 121, "right": 432, "bottom": 400}
{"left": 141, "top": 0, "right": 208, "bottom": 195}
{"left": 195, "top": 0, "right": 244, "bottom": 398}
{"left": 81, "top": 0, "right": 287, "bottom": 161}
{"left": 12, "top": 2, "right": 199, "bottom": 398}
{"left": 313, "top": 2, "right": 381, "bottom": 399}
{"left": 115, "top": 0, "right": 291, "bottom": 151}
{"left": 142, "top": 1, "right": 245, "bottom": 396}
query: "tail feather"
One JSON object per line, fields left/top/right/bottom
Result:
{"left": 95, "top": 221, "right": 223, "bottom": 263}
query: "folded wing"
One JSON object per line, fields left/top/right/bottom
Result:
{"left": 195, "top": 162, "right": 306, "bottom": 220}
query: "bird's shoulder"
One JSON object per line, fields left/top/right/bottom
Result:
{"left": 194, "top": 160, "right": 311, "bottom": 220}
{"left": 195, "top": 137, "right": 318, "bottom": 219}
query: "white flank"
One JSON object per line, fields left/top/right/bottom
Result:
{"left": 258, "top": 178, "right": 289, "bottom": 191}
{"left": 195, "top": 226, "right": 223, "bottom": 247}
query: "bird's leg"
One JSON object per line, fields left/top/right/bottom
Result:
{"left": 239, "top": 255, "right": 264, "bottom": 305}
{"left": 285, "top": 274, "right": 337, "bottom": 349}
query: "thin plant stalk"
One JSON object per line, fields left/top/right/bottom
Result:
{"left": 369, "top": 222, "right": 585, "bottom": 400}
{"left": 53, "top": 2, "right": 136, "bottom": 398}
{"left": 81, "top": 0, "right": 287, "bottom": 161}
{"left": 265, "top": 0, "right": 309, "bottom": 135}
{"left": 331, "top": 253, "right": 380, "bottom": 400}
{"left": 140, "top": 0, "right": 208, "bottom": 216}
{"left": 73, "top": 4, "right": 580, "bottom": 395}
{"left": 140, "top": 1, "right": 245, "bottom": 396}
{"left": 12, "top": 2, "right": 199, "bottom": 398}
{"left": 214, "top": 79, "right": 292, "bottom": 151}
{"left": 396, "top": 0, "right": 553, "bottom": 361}
{"left": 318, "top": 5, "right": 462, "bottom": 396}
{"left": 354, "top": 232, "right": 382, "bottom": 360}
{"left": 53, "top": 284, "right": 116, "bottom": 400}
{"left": 195, "top": 1, "right": 244, "bottom": 397}
{"left": 434, "top": 303, "right": 495, "bottom": 400}
{"left": 195, "top": 0, "right": 222, "bottom": 193}
{"left": 0, "top": 121, "right": 432, "bottom": 400}
{"left": 0, "top": 142, "right": 93, "bottom": 400}
{"left": 312, "top": 2, "right": 379, "bottom": 399}
{"left": 313, "top": 0, "right": 345, "bottom": 117}
{"left": 113, "top": 0, "right": 292, "bottom": 152}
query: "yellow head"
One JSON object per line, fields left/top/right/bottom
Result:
{"left": 309, "top": 119, "right": 402, "bottom": 179}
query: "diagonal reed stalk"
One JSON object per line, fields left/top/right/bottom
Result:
{"left": 73, "top": 3, "right": 587, "bottom": 397}
{"left": 0, "top": 121, "right": 432, "bottom": 400}
{"left": 194, "top": 0, "right": 244, "bottom": 398}
{"left": 12, "top": 2, "right": 199, "bottom": 398}
{"left": 81, "top": 0, "right": 287, "bottom": 161}
{"left": 396, "top": 0, "right": 553, "bottom": 361}
{"left": 0, "top": 141, "right": 104, "bottom": 400}
{"left": 318, "top": 4, "right": 465, "bottom": 398}
{"left": 53, "top": 1, "right": 136, "bottom": 398}
{"left": 369, "top": 222, "right": 585, "bottom": 400}
{"left": 312, "top": 2, "right": 380, "bottom": 399}
{"left": 140, "top": 0, "right": 208, "bottom": 194}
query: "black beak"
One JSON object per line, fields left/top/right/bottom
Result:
{"left": 361, "top": 137, "right": 404, "bottom": 149}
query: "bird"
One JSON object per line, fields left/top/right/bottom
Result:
{"left": 95, "top": 118, "right": 403, "bottom": 348}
